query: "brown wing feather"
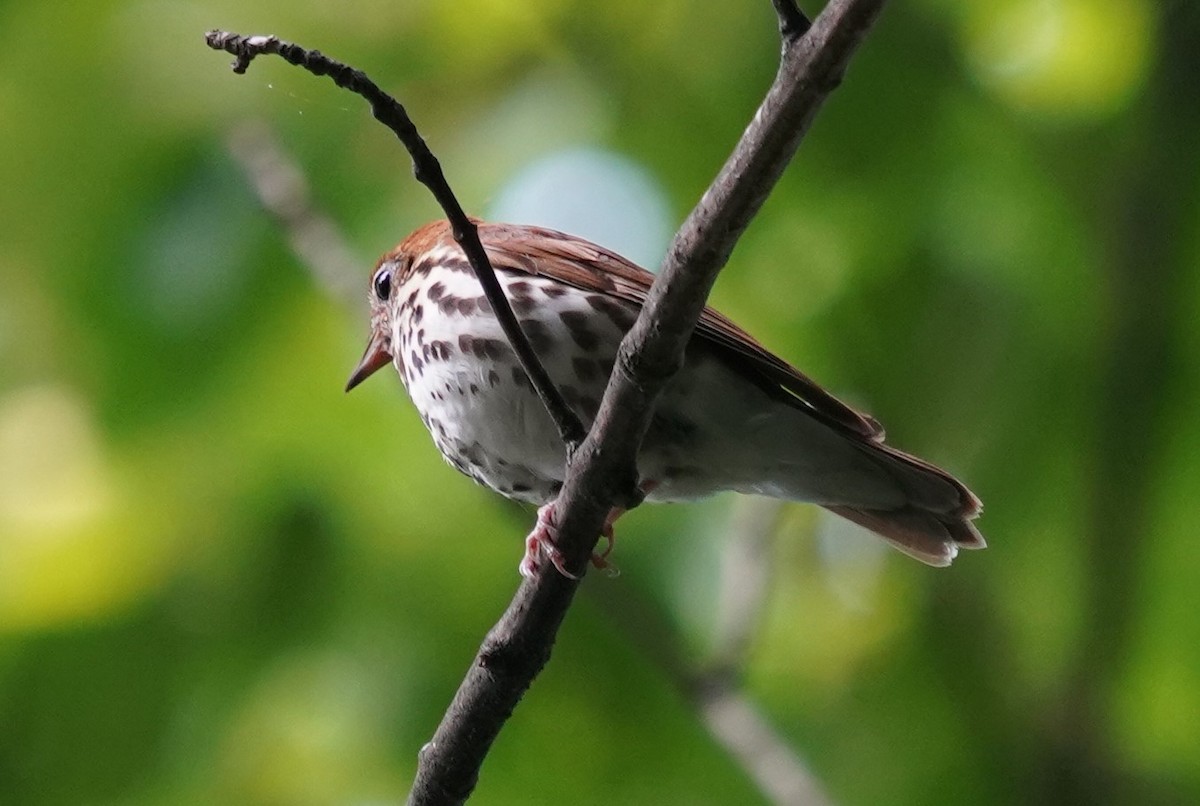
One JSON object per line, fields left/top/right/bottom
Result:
{"left": 478, "top": 222, "right": 885, "bottom": 441}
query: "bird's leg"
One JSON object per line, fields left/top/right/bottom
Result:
{"left": 589, "top": 480, "right": 657, "bottom": 575}
{"left": 518, "top": 482, "right": 658, "bottom": 579}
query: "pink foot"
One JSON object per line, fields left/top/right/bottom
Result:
{"left": 518, "top": 482, "right": 657, "bottom": 579}
{"left": 519, "top": 503, "right": 576, "bottom": 579}
{"left": 590, "top": 480, "right": 656, "bottom": 576}
{"left": 587, "top": 512, "right": 621, "bottom": 577}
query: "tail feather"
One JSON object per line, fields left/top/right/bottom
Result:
{"left": 827, "top": 440, "right": 984, "bottom": 567}
{"left": 825, "top": 504, "right": 986, "bottom": 567}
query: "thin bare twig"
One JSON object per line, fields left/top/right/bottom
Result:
{"left": 204, "top": 30, "right": 587, "bottom": 450}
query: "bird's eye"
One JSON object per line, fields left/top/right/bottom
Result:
{"left": 373, "top": 267, "right": 393, "bottom": 301}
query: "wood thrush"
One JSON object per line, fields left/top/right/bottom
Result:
{"left": 347, "top": 220, "right": 984, "bottom": 576}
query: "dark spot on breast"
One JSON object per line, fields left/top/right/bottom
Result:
{"left": 456, "top": 297, "right": 477, "bottom": 316}
{"left": 542, "top": 283, "right": 567, "bottom": 298}
{"left": 437, "top": 295, "right": 461, "bottom": 316}
{"left": 511, "top": 366, "right": 532, "bottom": 390}
{"left": 511, "top": 296, "right": 537, "bottom": 315}
{"left": 477, "top": 296, "right": 493, "bottom": 314}
{"left": 518, "top": 319, "right": 554, "bottom": 354}
{"left": 412, "top": 304, "right": 424, "bottom": 324}
{"left": 586, "top": 294, "right": 637, "bottom": 331}
{"left": 560, "top": 310, "right": 599, "bottom": 351}
{"left": 487, "top": 369, "right": 501, "bottom": 387}
{"left": 508, "top": 281, "right": 532, "bottom": 296}
{"left": 427, "top": 282, "right": 446, "bottom": 302}
{"left": 464, "top": 338, "right": 507, "bottom": 360}
{"left": 511, "top": 482, "right": 532, "bottom": 493}
{"left": 429, "top": 340, "right": 454, "bottom": 360}
{"left": 409, "top": 351, "right": 424, "bottom": 375}
{"left": 442, "top": 258, "right": 472, "bottom": 274}
{"left": 406, "top": 289, "right": 419, "bottom": 308}
{"left": 458, "top": 334, "right": 474, "bottom": 353}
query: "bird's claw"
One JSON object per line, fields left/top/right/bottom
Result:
{"left": 519, "top": 504, "right": 577, "bottom": 579}
{"left": 518, "top": 502, "right": 621, "bottom": 579}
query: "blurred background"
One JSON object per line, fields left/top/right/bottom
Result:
{"left": 2, "top": 0, "right": 1197, "bottom": 803}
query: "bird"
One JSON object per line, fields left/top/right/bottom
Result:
{"left": 346, "top": 219, "right": 984, "bottom": 577}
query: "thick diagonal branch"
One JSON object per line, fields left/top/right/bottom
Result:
{"left": 204, "top": 30, "right": 587, "bottom": 450}
{"left": 409, "top": 1, "right": 888, "bottom": 803}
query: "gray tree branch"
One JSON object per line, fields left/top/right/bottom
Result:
{"left": 410, "top": 1, "right": 888, "bottom": 803}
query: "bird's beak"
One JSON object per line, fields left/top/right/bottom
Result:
{"left": 345, "top": 333, "right": 392, "bottom": 392}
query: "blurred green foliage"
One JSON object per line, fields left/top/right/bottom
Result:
{"left": 1, "top": 0, "right": 1198, "bottom": 803}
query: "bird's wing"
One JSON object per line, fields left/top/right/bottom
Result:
{"left": 481, "top": 222, "right": 885, "bottom": 441}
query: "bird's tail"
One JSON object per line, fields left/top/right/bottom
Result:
{"left": 823, "top": 441, "right": 985, "bottom": 567}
